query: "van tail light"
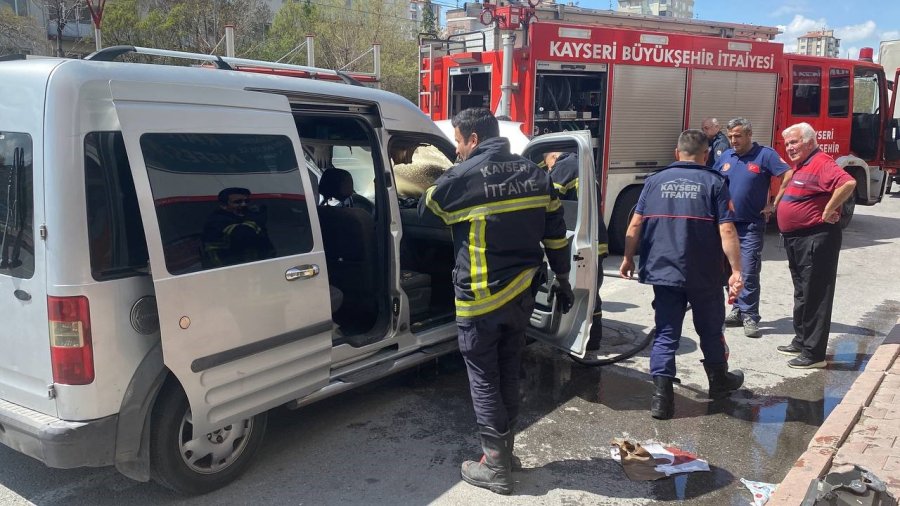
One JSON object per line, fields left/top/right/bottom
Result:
{"left": 48, "top": 296, "right": 95, "bottom": 385}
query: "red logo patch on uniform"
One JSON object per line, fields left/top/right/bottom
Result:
{"left": 721, "top": 163, "right": 731, "bottom": 172}
{"left": 748, "top": 163, "right": 761, "bottom": 174}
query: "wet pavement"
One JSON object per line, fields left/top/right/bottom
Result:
{"left": 1, "top": 197, "right": 899, "bottom": 504}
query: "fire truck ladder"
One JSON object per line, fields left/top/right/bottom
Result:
{"left": 419, "top": 42, "right": 435, "bottom": 116}
{"left": 83, "top": 45, "right": 374, "bottom": 86}
{"left": 418, "top": 31, "right": 490, "bottom": 117}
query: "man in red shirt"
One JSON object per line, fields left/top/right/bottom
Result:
{"left": 774, "top": 123, "right": 857, "bottom": 369}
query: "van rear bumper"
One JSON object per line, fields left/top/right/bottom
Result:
{"left": 0, "top": 397, "right": 116, "bottom": 468}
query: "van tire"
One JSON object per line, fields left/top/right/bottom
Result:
{"left": 149, "top": 383, "right": 267, "bottom": 495}
{"left": 608, "top": 187, "right": 642, "bottom": 255}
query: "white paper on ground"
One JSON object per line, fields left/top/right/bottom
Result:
{"left": 740, "top": 478, "right": 777, "bottom": 506}
{"left": 608, "top": 441, "right": 710, "bottom": 476}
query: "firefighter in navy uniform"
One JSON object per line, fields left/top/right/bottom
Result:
{"left": 546, "top": 151, "right": 609, "bottom": 350}
{"left": 619, "top": 130, "right": 744, "bottom": 420}
{"left": 420, "top": 108, "right": 573, "bottom": 495}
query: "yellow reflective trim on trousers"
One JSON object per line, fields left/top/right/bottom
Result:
{"left": 425, "top": 193, "right": 552, "bottom": 225}
{"left": 542, "top": 236, "right": 569, "bottom": 250}
{"left": 598, "top": 242, "right": 609, "bottom": 256}
{"left": 469, "top": 218, "right": 490, "bottom": 298}
{"left": 455, "top": 267, "right": 538, "bottom": 318}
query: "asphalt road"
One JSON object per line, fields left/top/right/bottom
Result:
{"left": 2, "top": 191, "right": 900, "bottom": 505}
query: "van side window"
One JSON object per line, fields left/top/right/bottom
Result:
{"left": 0, "top": 131, "right": 35, "bottom": 279}
{"left": 792, "top": 65, "right": 822, "bottom": 116}
{"left": 85, "top": 132, "right": 150, "bottom": 280}
{"left": 138, "top": 133, "right": 313, "bottom": 275}
{"left": 828, "top": 68, "right": 851, "bottom": 118}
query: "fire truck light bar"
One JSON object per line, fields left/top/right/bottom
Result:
{"left": 558, "top": 27, "right": 591, "bottom": 39}
{"left": 640, "top": 34, "right": 669, "bottom": 45}
{"left": 728, "top": 42, "right": 753, "bottom": 52}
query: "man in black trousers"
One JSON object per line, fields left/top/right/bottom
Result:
{"left": 774, "top": 122, "right": 856, "bottom": 369}
{"left": 420, "top": 108, "right": 573, "bottom": 494}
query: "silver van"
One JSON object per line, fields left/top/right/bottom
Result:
{"left": 0, "top": 47, "right": 599, "bottom": 494}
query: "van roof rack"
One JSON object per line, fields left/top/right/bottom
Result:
{"left": 84, "top": 45, "right": 368, "bottom": 86}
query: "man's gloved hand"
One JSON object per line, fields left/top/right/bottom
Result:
{"left": 551, "top": 276, "right": 575, "bottom": 314}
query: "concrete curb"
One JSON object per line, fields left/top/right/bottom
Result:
{"left": 767, "top": 318, "right": 900, "bottom": 505}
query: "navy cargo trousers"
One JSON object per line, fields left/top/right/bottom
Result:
{"left": 456, "top": 291, "right": 535, "bottom": 433}
{"left": 651, "top": 285, "right": 730, "bottom": 378}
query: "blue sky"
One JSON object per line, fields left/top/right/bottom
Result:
{"left": 573, "top": 0, "right": 900, "bottom": 60}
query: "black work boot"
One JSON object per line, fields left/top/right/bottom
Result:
{"left": 704, "top": 362, "right": 744, "bottom": 399}
{"left": 586, "top": 312, "right": 603, "bottom": 351}
{"left": 461, "top": 426, "right": 513, "bottom": 495}
{"left": 650, "top": 376, "right": 674, "bottom": 420}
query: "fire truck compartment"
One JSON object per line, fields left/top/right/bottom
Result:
{"left": 449, "top": 66, "right": 492, "bottom": 118}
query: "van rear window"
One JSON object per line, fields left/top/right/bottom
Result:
{"left": 0, "top": 131, "right": 35, "bottom": 279}
{"left": 84, "top": 132, "right": 150, "bottom": 280}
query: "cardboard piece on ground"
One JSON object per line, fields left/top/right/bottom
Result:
{"left": 610, "top": 439, "right": 710, "bottom": 481}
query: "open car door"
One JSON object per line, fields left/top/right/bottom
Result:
{"left": 522, "top": 131, "right": 598, "bottom": 358}
{"left": 110, "top": 82, "right": 332, "bottom": 436}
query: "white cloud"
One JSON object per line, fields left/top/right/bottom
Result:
{"left": 774, "top": 14, "right": 827, "bottom": 47}
{"left": 773, "top": 15, "right": 882, "bottom": 55}
{"left": 771, "top": 0, "right": 808, "bottom": 18}
{"left": 834, "top": 21, "right": 877, "bottom": 43}
{"left": 883, "top": 30, "right": 900, "bottom": 41}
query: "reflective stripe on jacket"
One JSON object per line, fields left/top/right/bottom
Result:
{"left": 420, "top": 137, "right": 571, "bottom": 318}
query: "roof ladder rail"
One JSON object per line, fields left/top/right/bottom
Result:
{"left": 84, "top": 45, "right": 371, "bottom": 86}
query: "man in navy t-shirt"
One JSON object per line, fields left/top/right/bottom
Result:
{"left": 620, "top": 129, "right": 744, "bottom": 420}
{"left": 715, "top": 117, "right": 789, "bottom": 338}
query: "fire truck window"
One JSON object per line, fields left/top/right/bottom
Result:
{"left": 828, "top": 68, "right": 850, "bottom": 118}
{"left": 852, "top": 73, "right": 879, "bottom": 115}
{"left": 792, "top": 65, "right": 821, "bottom": 117}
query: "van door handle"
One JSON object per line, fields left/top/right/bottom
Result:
{"left": 285, "top": 264, "right": 319, "bottom": 281}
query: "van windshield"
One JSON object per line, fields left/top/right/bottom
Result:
{"left": 0, "top": 132, "right": 34, "bottom": 279}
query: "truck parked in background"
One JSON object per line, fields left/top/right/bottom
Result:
{"left": 421, "top": 4, "right": 900, "bottom": 251}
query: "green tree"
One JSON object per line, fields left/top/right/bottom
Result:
{"left": 420, "top": 0, "right": 437, "bottom": 37}
{"left": 0, "top": 6, "right": 49, "bottom": 54}
{"left": 100, "top": 0, "right": 271, "bottom": 55}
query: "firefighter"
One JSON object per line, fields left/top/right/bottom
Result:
{"left": 715, "top": 117, "right": 790, "bottom": 338}
{"left": 419, "top": 108, "right": 573, "bottom": 495}
{"left": 201, "top": 187, "right": 275, "bottom": 268}
{"left": 545, "top": 150, "right": 609, "bottom": 351}
{"left": 702, "top": 117, "right": 730, "bottom": 167}
{"left": 619, "top": 129, "right": 744, "bottom": 420}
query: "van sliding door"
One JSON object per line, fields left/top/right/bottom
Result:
{"left": 110, "top": 81, "right": 332, "bottom": 436}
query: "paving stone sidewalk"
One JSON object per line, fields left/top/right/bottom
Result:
{"left": 769, "top": 318, "right": 900, "bottom": 504}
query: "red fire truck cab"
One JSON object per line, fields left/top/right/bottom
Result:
{"left": 421, "top": 16, "right": 900, "bottom": 252}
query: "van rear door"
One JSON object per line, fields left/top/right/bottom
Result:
{"left": 110, "top": 82, "right": 332, "bottom": 435}
{"left": 522, "top": 131, "right": 598, "bottom": 358}
{"left": 0, "top": 110, "right": 53, "bottom": 415}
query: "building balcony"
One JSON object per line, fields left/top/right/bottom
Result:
{"left": 47, "top": 20, "right": 94, "bottom": 41}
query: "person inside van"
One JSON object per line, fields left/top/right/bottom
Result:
{"left": 200, "top": 187, "right": 275, "bottom": 268}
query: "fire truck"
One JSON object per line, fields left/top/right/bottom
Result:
{"left": 419, "top": 3, "right": 900, "bottom": 252}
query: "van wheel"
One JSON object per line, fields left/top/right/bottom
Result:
{"left": 839, "top": 197, "right": 855, "bottom": 229}
{"left": 608, "top": 187, "right": 642, "bottom": 255}
{"left": 150, "top": 384, "right": 267, "bottom": 495}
